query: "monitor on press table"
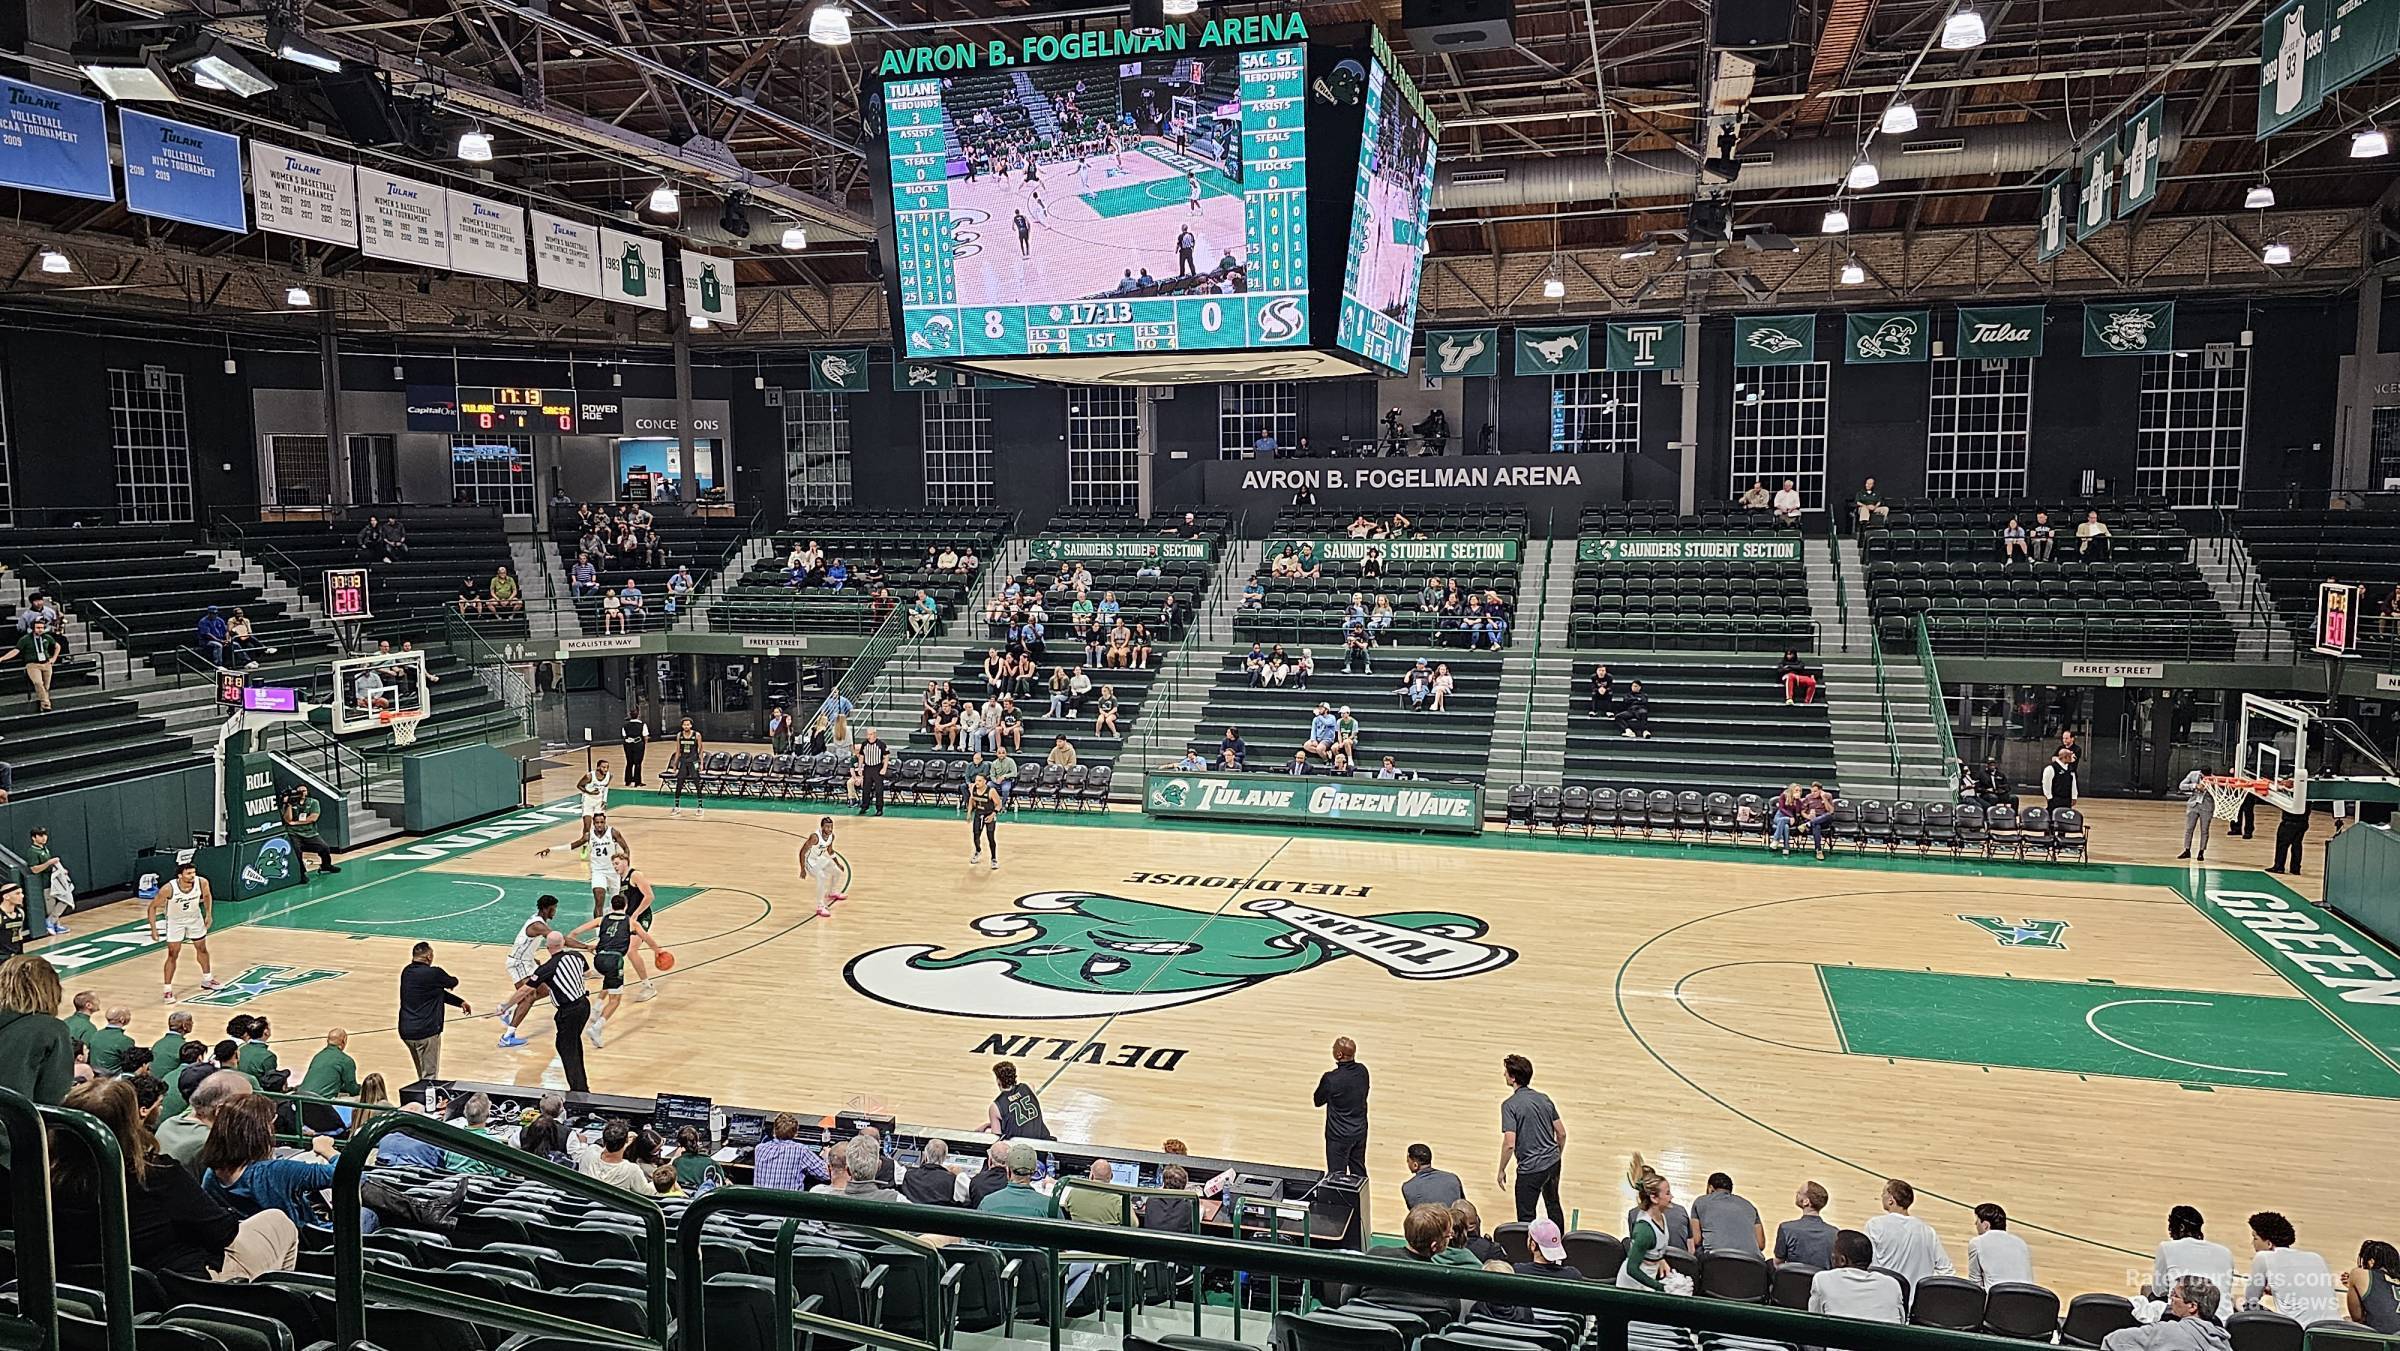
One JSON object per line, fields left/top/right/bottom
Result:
{"left": 653, "top": 1092, "right": 713, "bottom": 1138}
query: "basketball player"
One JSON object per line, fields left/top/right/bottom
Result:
{"left": 614, "top": 864, "right": 662, "bottom": 1002}
{"left": 497, "top": 893, "right": 580, "bottom": 1048}
{"left": 146, "top": 858, "right": 218, "bottom": 1003}
{"left": 577, "top": 760, "right": 613, "bottom": 835}
{"left": 669, "top": 718, "right": 706, "bottom": 817}
{"left": 1186, "top": 170, "right": 1201, "bottom": 213}
{"left": 535, "top": 810, "right": 631, "bottom": 916}
{"left": 1077, "top": 157, "right": 1092, "bottom": 191}
{"left": 798, "top": 816, "right": 844, "bottom": 918}
{"left": 967, "top": 773, "right": 1002, "bottom": 870}
{"left": 568, "top": 893, "right": 660, "bottom": 1048}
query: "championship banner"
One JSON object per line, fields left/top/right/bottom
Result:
{"left": 2036, "top": 172, "right": 2073, "bottom": 263}
{"left": 809, "top": 349, "right": 870, "bottom": 392}
{"left": 1143, "top": 771, "right": 1484, "bottom": 835}
{"left": 2075, "top": 141, "right": 2117, "bottom": 241}
{"left": 1844, "top": 310, "right": 1931, "bottom": 363}
{"left": 1264, "top": 536, "right": 1520, "bottom": 563}
{"left": 0, "top": 78, "right": 112, "bottom": 202}
{"left": 679, "top": 247, "right": 739, "bottom": 324}
{"left": 531, "top": 211, "right": 603, "bottom": 299}
{"left": 1514, "top": 323, "right": 1591, "bottom": 375}
{"left": 1734, "top": 314, "right": 1816, "bottom": 366}
{"left": 1955, "top": 306, "right": 2046, "bottom": 359}
{"left": 1578, "top": 536, "right": 1805, "bottom": 564}
{"left": 1424, "top": 328, "right": 1499, "bottom": 378}
{"left": 359, "top": 170, "right": 450, "bottom": 267}
{"left": 2118, "top": 98, "right": 2167, "bottom": 217}
{"left": 598, "top": 227, "right": 666, "bottom": 311}
{"left": 2084, "top": 300, "right": 2175, "bottom": 356}
{"left": 1026, "top": 537, "right": 1215, "bottom": 563}
{"left": 119, "top": 111, "right": 246, "bottom": 232}
{"left": 447, "top": 190, "right": 528, "bottom": 283}
{"left": 250, "top": 140, "right": 359, "bottom": 247}
{"left": 1605, "top": 320, "right": 1686, "bottom": 371}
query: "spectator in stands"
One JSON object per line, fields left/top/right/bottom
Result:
{"left": 359, "top": 516, "right": 389, "bottom": 562}
{"left": 454, "top": 575, "right": 487, "bottom": 616}
{"left": 1866, "top": 1178, "right": 1955, "bottom": 1284}
{"left": 1965, "top": 755, "right": 2017, "bottom": 808}
{"left": 1259, "top": 646, "right": 1291, "bottom": 688}
{"left": 2341, "top": 1241, "right": 2400, "bottom": 1332}
{"left": 1164, "top": 747, "right": 1208, "bottom": 772}
{"left": 1, "top": 615, "right": 65, "bottom": 713}
{"left": 2245, "top": 1212, "right": 2346, "bottom": 1325}
{"left": 1047, "top": 736, "right": 1078, "bottom": 769}
{"left": 572, "top": 554, "right": 599, "bottom": 596}
{"left": 571, "top": 1119, "right": 656, "bottom": 1195}
{"left": 379, "top": 518, "right": 409, "bottom": 560}
{"left": 1854, "top": 478, "right": 1889, "bottom": 527}
{"left": 1041, "top": 666, "right": 1070, "bottom": 718}
{"left": 1403, "top": 1142, "right": 1466, "bottom": 1209}
{"left": 1614, "top": 679, "right": 1652, "bottom": 739}
{"left": 224, "top": 610, "right": 269, "bottom": 667}
{"left": 196, "top": 606, "right": 231, "bottom": 666}
{"left": 18, "top": 591, "right": 62, "bottom": 638}
{"left": 2002, "top": 516, "right": 2031, "bottom": 561}
{"left": 1801, "top": 782, "right": 1838, "bottom": 860}
{"left": 1589, "top": 664, "right": 1614, "bottom": 717}
{"left": 1968, "top": 1202, "right": 2035, "bottom": 1285}
{"left": 1220, "top": 727, "right": 1248, "bottom": 769}
{"left": 1334, "top": 707, "right": 1361, "bottom": 759}
{"left": 1620, "top": 1155, "right": 1679, "bottom": 1290}
{"left": 1284, "top": 748, "right": 1312, "bottom": 777}
{"left": 1773, "top": 478, "right": 1804, "bottom": 525}
{"left": 959, "top": 700, "right": 990, "bottom": 755}
{"left": 1130, "top": 624, "right": 1154, "bottom": 668}
{"left": 1067, "top": 665, "right": 1094, "bottom": 713}
{"left": 908, "top": 590, "right": 938, "bottom": 637}
{"left": 484, "top": 565, "right": 521, "bottom": 616}
{"left": 52, "top": 1077, "right": 301, "bottom": 1281}
{"left": 1359, "top": 1203, "right": 1472, "bottom": 1324}
{"left": 2107, "top": 1278, "right": 2232, "bottom": 1351}
{"left": 1305, "top": 704, "right": 1340, "bottom": 762}
{"left": 201, "top": 1095, "right": 372, "bottom": 1233}
{"left": 2043, "top": 748, "right": 2079, "bottom": 810}
{"left": 1376, "top": 756, "right": 1403, "bottom": 779}
{"left": 2149, "top": 1206, "right": 2236, "bottom": 1303}
{"left": 2030, "top": 511, "right": 2058, "bottom": 562}
{"left": 1328, "top": 752, "right": 1356, "bottom": 776}
{"left": 2078, "top": 509, "right": 2114, "bottom": 559}
{"left": 1419, "top": 576, "right": 1445, "bottom": 613}
{"left": 1369, "top": 595, "right": 1395, "bottom": 643}
{"left": 753, "top": 1112, "right": 830, "bottom": 1189}
{"left": 1242, "top": 575, "right": 1265, "bottom": 608}
{"left": 1345, "top": 624, "right": 1374, "bottom": 675}
{"left": 1362, "top": 545, "right": 1386, "bottom": 581}
{"left": 1091, "top": 685, "right": 1123, "bottom": 738}
{"left": 664, "top": 566, "right": 691, "bottom": 615}
{"left": 823, "top": 1135, "right": 900, "bottom": 1202}
{"left": 824, "top": 557, "right": 851, "bottom": 591}
{"left": 1809, "top": 1229, "right": 1907, "bottom": 1322}
{"left": 1692, "top": 1172, "right": 1766, "bottom": 1255}
{"left": 1400, "top": 661, "right": 1432, "bottom": 710}
{"left": 901, "top": 1138, "right": 962, "bottom": 1206}
{"left": 995, "top": 698, "right": 1024, "bottom": 752}
{"left": 1779, "top": 650, "right": 1818, "bottom": 704}
{"left": 1739, "top": 479, "right": 1772, "bottom": 511}
{"left": 1776, "top": 1181, "right": 1837, "bottom": 1267}
{"left": 617, "top": 580, "right": 646, "bottom": 630}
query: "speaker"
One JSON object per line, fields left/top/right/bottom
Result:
{"left": 1402, "top": 0, "right": 1516, "bottom": 53}
{"left": 318, "top": 71, "right": 403, "bottom": 147}
{"left": 1711, "top": 0, "right": 1792, "bottom": 48}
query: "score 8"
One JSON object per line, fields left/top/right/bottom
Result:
{"left": 983, "top": 309, "right": 1006, "bottom": 338}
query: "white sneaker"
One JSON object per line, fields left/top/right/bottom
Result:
{"left": 970, "top": 853, "right": 982, "bottom": 863}
{"left": 990, "top": 858, "right": 1000, "bottom": 870}
{"left": 635, "top": 984, "right": 658, "bottom": 1002}
{"left": 163, "top": 986, "right": 177, "bottom": 1003}
{"left": 200, "top": 975, "right": 221, "bottom": 990}
{"left": 586, "top": 1020, "right": 606, "bottom": 1048}
{"left": 670, "top": 807, "right": 683, "bottom": 817}
{"left": 1622, "top": 729, "right": 1636, "bottom": 738}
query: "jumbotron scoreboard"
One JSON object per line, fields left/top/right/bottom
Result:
{"left": 866, "top": 14, "right": 1436, "bottom": 384}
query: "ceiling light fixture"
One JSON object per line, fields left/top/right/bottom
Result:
{"left": 457, "top": 128, "right": 493, "bottom": 162}
{"left": 1846, "top": 159, "right": 1880, "bottom": 191}
{"left": 78, "top": 51, "right": 179, "bottom": 101}
{"left": 1821, "top": 206, "right": 1850, "bottom": 234}
{"left": 807, "top": 1, "right": 853, "bottom": 46}
{"left": 1163, "top": 0, "right": 1200, "bottom": 14}
{"left": 1880, "top": 101, "right": 1918, "bottom": 135}
{"left": 1840, "top": 260, "right": 1867, "bottom": 285}
{"left": 2353, "top": 126, "right": 2389, "bottom": 158}
{"left": 268, "top": 25, "right": 342, "bottom": 74}
{"left": 286, "top": 285, "right": 311, "bottom": 307}
{"left": 2245, "top": 181, "right": 2276, "bottom": 209}
{"left": 1941, "top": 3, "right": 1987, "bottom": 49}
{"left": 1542, "top": 274, "right": 1566, "bottom": 299}
{"left": 1619, "top": 243, "right": 1658, "bottom": 260}
{"left": 648, "top": 182, "right": 680, "bottom": 214}
{"left": 690, "top": 315, "right": 711, "bottom": 330}
{"left": 1128, "top": 0, "right": 1167, "bottom": 37}
{"left": 2263, "top": 241, "right": 2292, "bottom": 265}
{"left": 780, "top": 225, "right": 809, "bottom": 251}
{"left": 37, "top": 249, "right": 71, "bottom": 274}
{"left": 179, "top": 39, "right": 277, "bottom": 98}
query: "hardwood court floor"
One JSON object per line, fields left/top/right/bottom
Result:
{"left": 57, "top": 780, "right": 2398, "bottom": 1300}
{"left": 945, "top": 144, "right": 1247, "bottom": 306}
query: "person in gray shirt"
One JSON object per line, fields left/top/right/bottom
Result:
{"left": 1692, "top": 1172, "right": 1766, "bottom": 1254}
{"left": 1495, "top": 1054, "right": 1567, "bottom": 1224}
{"left": 1627, "top": 1197, "right": 1693, "bottom": 1254}
{"left": 1775, "top": 1180, "right": 1838, "bottom": 1268}
{"left": 1401, "top": 1142, "right": 1466, "bottom": 1210}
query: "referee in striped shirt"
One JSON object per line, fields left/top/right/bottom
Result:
{"left": 519, "top": 931, "right": 594, "bottom": 1092}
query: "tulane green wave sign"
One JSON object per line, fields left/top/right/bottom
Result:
{"left": 1145, "top": 771, "right": 1483, "bottom": 835}
{"left": 1266, "top": 536, "right": 1520, "bottom": 563}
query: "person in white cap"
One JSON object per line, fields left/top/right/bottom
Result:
{"left": 1515, "top": 1218, "right": 1585, "bottom": 1280}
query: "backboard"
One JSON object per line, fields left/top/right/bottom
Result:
{"left": 329, "top": 648, "right": 430, "bottom": 734}
{"left": 2235, "top": 693, "right": 2309, "bottom": 814}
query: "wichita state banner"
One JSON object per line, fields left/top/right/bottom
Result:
{"left": 1605, "top": 319, "right": 1686, "bottom": 371}
{"left": 1844, "top": 310, "right": 1931, "bottom": 363}
{"left": 1734, "top": 314, "right": 1816, "bottom": 366}
{"left": 1955, "top": 306, "right": 2046, "bottom": 359}
{"left": 1514, "top": 324, "right": 1591, "bottom": 375}
{"left": 2084, "top": 300, "right": 2175, "bottom": 356}
{"left": 1424, "top": 328, "right": 1500, "bottom": 378}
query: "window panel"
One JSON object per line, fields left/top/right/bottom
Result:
{"left": 2137, "top": 351, "right": 2248, "bottom": 507}
{"left": 450, "top": 434, "right": 535, "bottom": 514}
{"left": 1550, "top": 371, "right": 1641, "bottom": 454}
{"left": 922, "top": 387, "right": 995, "bottom": 508}
{"left": 1067, "top": 386, "right": 1141, "bottom": 509}
{"left": 1217, "top": 382, "right": 1297, "bottom": 459}
{"left": 111, "top": 367, "right": 194, "bottom": 524}
{"left": 784, "top": 392, "right": 853, "bottom": 510}
{"left": 1926, "top": 357, "right": 2033, "bottom": 498}
{"left": 1729, "top": 361, "right": 1829, "bottom": 509}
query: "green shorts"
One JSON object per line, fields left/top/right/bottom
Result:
{"left": 596, "top": 951, "right": 627, "bottom": 990}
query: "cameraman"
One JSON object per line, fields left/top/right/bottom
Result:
{"left": 280, "top": 784, "right": 340, "bottom": 875}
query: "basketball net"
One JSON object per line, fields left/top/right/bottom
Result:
{"left": 382, "top": 710, "right": 424, "bottom": 747}
{"left": 2202, "top": 775, "right": 2265, "bottom": 821}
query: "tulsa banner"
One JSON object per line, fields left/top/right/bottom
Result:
{"left": 1144, "top": 772, "right": 1484, "bottom": 835}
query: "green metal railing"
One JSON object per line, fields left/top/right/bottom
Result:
{"left": 1912, "top": 612, "right": 1962, "bottom": 783}
{"left": 3, "top": 1088, "right": 139, "bottom": 1351}
{"left": 1508, "top": 513, "right": 1550, "bottom": 785}
{"left": 809, "top": 602, "right": 915, "bottom": 744}
{"left": 1865, "top": 610, "right": 1905, "bottom": 791}
{"left": 1828, "top": 525, "right": 1851, "bottom": 654}
{"left": 1120, "top": 530, "right": 1252, "bottom": 770}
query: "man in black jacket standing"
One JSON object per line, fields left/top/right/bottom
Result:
{"left": 1314, "top": 1036, "right": 1370, "bottom": 1177}
{"left": 398, "top": 942, "right": 471, "bottom": 1081}
{"left": 620, "top": 711, "right": 649, "bottom": 787}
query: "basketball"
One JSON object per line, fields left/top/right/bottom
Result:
{"left": 652, "top": 950, "right": 675, "bottom": 971}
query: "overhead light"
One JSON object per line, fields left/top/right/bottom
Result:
{"left": 719, "top": 191, "right": 752, "bottom": 239}
{"left": 1940, "top": 3, "right": 1987, "bottom": 49}
{"left": 780, "top": 224, "right": 809, "bottom": 251}
{"left": 690, "top": 315, "right": 711, "bottom": 330}
{"left": 648, "top": 182, "right": 680, "bottom": 214}
{"left": 2263, "top": 241, "right": 2293, "bottom": 265}
{"left": 223, "top": 357, "right": 239, "bottom": 374}
{"left": 2353, "top": 126, "right": 2389, "bottom": 158}
{"left": 1880, "top": 101, "right": 1918, "bottom": 135}
{"left": 392, "top": 362, "right": 405, "bottom": 379}
{"left": 1821, "top": 206, "right": 1850, "bottom": 234}
{"left": 1128, "top": 0, "right": 1166, "bottom": 36}
{"left": 1619, "top": 243, "right": 1658, "bottom": 260}
{"left": 1846, "top": 159, "right": 1881, "bottom": 191}
{"left": 807, "top": 1, "right": 853, "bottom": 45}
{"left": 1163, "top": 0, "right": 1200, "bottom": 13}
{"left": 179, "top": 38, "right": 277, "bottom": 99}
{"left": 79, "top": 52, "right": 178, "bottom": 102}
{"left": 286, "top": 285, "right": 311, "bottom": 307}
{"left": 457, "top": 128, "right": 493, "bottom": 162}
{"left": 269, "top": 25, "right": 342, "bottom": 74}
{"left": 2244, "top": 181, "right": 2276, "bottom": 209}
{"left": 1542, "top": 274, "right": 1566, "bottom": 299}
{"left": 37, "top": 248, "right": 72, "bottom": 275}
{"left": 1840, "top": 260, "right": 1867, "bottom": 285}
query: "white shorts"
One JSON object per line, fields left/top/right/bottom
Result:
{"left": 589, "top": 868, "right": 617, "bottom": 893}
{"left": 508, "top": 956, "right": 538, "bottom": 984}
{"left": 164, "top": 917, "right": 207, "bottom": 944}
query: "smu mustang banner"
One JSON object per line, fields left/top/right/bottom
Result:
{"left": 1606, "top": 319, "right": 1687, "bottom": 371}
{"left": 1579, "top": 536, "right": 1805, "bottom": 564}
{"left": 1265, "top": 537, "right": 1520, "bottom": 563}
{"left": 1514, "top": 324, "right": 1591, "bottom": 374}
{"left": 1956, "top": 306, "right": 2046, "bottom": 359}
{"left": 1144, "top": 771, "right": 1484, "bottom": 835}
{"left": 1424, "top": 328, "right": 1500, "bottom": 378}
{"left": 1734, "top": 314, "right": 1815, "bottom": 366}
{"left": 1027, "top": 537, "right": 1215, "bottom": 563}
{"left": 2084, "top": 300, "right": 2175, "bottom": 356}
{"left": 1845, "top": 310, "right": 1931, "bottom": 363}
{"left": 0, "top": 78, "right": 112, "bottom": 202}
{"left": 119, "top": 111, "right": 246, "bottom": 233}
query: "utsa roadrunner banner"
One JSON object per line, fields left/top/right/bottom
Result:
{"left": 1265, "top": 536, "right": 1520, "bottom": 563}
{"left": 1735, "top": 315, "right": 1816, "bottom": 366}
{"left": 1026, "top": 537, "right": 1214, "bottom": 563}
{"left": 1144, "top": 772, "right": 1483, "bottom": 834}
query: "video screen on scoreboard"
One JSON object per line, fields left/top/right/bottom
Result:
{"left": 1335, "top": 45, "right": 1437, "bottom": 372}
{"left": 882, "top": 44, "right": 1310, "bottom": 362}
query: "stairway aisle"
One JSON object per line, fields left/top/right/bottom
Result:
{"left": 510, "top": 534, "right": 582, "bottom": 639}
{"left": 2191, "top": 534, "right": 2294, "bottom": 662}
{"left": 1104, "top": 538, "right": 1264, "bottom": 803}
{"left": 851, "top": 537, "right": 1033, "bottom": 735}
{"left": 1805, "top": 532, "right": 1952, "bottom": 799}
{"left": 1486, "top": 537, "right": 1576, "bottom": 809}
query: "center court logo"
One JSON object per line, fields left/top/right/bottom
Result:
{"left": 845, "top": 891, "right": 1514, "bottom": 1019}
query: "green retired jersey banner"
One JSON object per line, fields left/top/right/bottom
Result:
{"left": 1514, "top": 324, "right": 1590, "bottom": 374}
{"left": 2036, "top": 172, "right": 2072, "bottom": 262}
{"left": 2075, "top": 142, "right": 2117, "bottom": 241}
{"left": 1844, "top": 310, "right": 1931, "bottom": 363}
{"left": 1955, "top": 306, "right": 2046, "bottom": 359}
{"left": 1026, "top": 537, "right": 1214, "bottom": 563}
{"left": 1144, "top": 771, "right": 1483, "bottom": 835}
{"left": 809, "top": 349, "right": 870, "bottom": 392}
{"left": 1265, "top": 536, "right": 1520, "bottom": 563}
{"left": 2117, "top": 98, "right": 2166, "bottom": 216}
{"left": 2084, "top": 300, "right": 2175, "bottom": 356}
{"left": 1424, "top": 328, "right": 1500, "bottom": 378}
{"left": 1605, "top": 320, "right": 1686, "bottom": 371}
{"left": 1734, "top": 314, "right": 1815, "bottom": 366}
{"left": 2256, "top": 0, "right": 2399, "bottom": 138}
{"left": 1578, "top": 536, "right": 1805, "bottom": 563}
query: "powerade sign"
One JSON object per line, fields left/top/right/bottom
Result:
{"left": 1265, "top": 537, "right": 1521, "bottom": 563}
{"left": 1026, "top": 537, "right": 1215, "bottom": 563}
{"left": 1144, "top": 772, "right": 1483, "bottom": 835}
{"left": 1579, "top": 536, "right": 1804, "bottom": 563}
{"left": 876, "top": 13, "right": 1306, "bottom": 75}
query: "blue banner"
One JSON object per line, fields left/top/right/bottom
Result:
{"left": 0, "top": 78, "right": 113, "bottom": 202}
{"left": 120, "top": 110, "right": 247, "bottom": 232}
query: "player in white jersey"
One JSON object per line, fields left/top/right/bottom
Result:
{"left": 577, "top": 761, "right": 613, "bottom": 832}
{"left": 798, "top": 816, "right": 845, "bottom": 918}
{"left": 496, "top": 893, "right": 570, "bottom": 1047}
{"left": 145, "top": 858, "right": 219, "bottom": 1003}
{"left": 536, "top": 811, "right": 630, "bottom": 916}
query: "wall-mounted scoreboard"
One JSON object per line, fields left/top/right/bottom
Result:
{"left": 407, "top": 384, "right": 625, "bottom": 435}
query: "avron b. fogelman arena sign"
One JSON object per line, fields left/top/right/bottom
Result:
{"left": 877, "top": 14, "right": 1309, "bottom": 75}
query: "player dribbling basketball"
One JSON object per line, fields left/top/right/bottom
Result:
{"left": 799, "top": 816, "right": 844, "bottom": 918}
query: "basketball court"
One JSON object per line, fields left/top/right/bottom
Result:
{"left": 53, "top": 776, "right": 2400, "bottom": 1298}
{"left": 943, "top": 142, "right": 1248, "bottom": 305}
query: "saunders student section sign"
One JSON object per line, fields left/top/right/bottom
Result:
{"left": 1144, "top": 771, "right": 1483, "bottom": 835}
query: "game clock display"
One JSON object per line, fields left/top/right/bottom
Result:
{"left": 886, "top": 44, "right": 1310, "bottom": 361}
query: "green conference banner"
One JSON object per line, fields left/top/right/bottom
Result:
{"left": 1578, "top": 536, "right": 1806, "bottom": 563}
{"left": 1605, "top": 319, "right": 1687, "bottom": 371}
{"left": 2075, "top": 142, "right": 2117, "bottom": 241}
{"left": 1026, "top": 537, "right": 1215, "bottom": 563}
{"left": 1514, "top": 323, "right": 1591, "bottom": 374}
{"left": 1143, "top": 771, "right": 1484, "bottom": 835}
{"left": 2084, "top": 300, "right": 2176, "bottom": 356}
{"left": 809, "top": 349, "right": 870, "bottom": 392}
{"left": 1734, "top": 314, "right": 1816, "bottom": 366}
{"left": 1264, "top": 536, "right": 1521, "bottom": 563}
{"left": 1844, "top": 310, "right": 1931, "bottom": 363}
{"left": 2036, "top": 172, "right": 2072, "bottom": 262}
{"left": 1955, "top": 306, "right": 2046, "bottom": 359}
{"left": 1424, "top": 327, "right": 1500, "bottom": 378}
{"left": 2118, "top": 98, "right": 2166, "bottom": 217}
{"left": 2257, "top": 0, "right": 2400, "bottom": 139}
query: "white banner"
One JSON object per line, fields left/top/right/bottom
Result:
{"left": 678, "top": 247, "right": 739, "bottom": 323}
{"left": 2061, "top": 660, "right": 2165, "bottom": 680}
{"left": 599, "top": 227, "right": 666, "bottom": 311}
{"left": 250, "top": 141, "right": 357, "bottom": 246}
{"left": 359, "top": 170, "right": 449, "bottom": 267}
{"left": 446, "top": 189, "right": 527, "bottom": 282}
{"left": 531, "top": 210, "right": 602, "bottom": 298}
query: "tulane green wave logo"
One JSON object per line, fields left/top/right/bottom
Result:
{"left": 844, "top": 891, "right": 1514, "bottom": 1019}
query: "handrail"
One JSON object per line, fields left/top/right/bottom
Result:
{"left": 1865, "top": 613, "right": 1904, "bottom": 792}
{"left": 1121, "top": 533, "right": 1246, "bottom": 768}
{"left": 1828, "top": 522, "right": 1851, "bottom": 654}
{"left": 1511, "top": 518, "right": 1551, "bottom": 785}
{"left": 267, "top": 720, "right": 376, "bottom": 798}
{"left": 333, "top": 1107, "right": 670, "bottom": 1351}
{"left": 810, "top": 602, "right": 913, "bottom": 743}
{"left": 0, "top": 1087, "right": 61, "bottom": 1351}
{"left": 1912, "top": 612, "right": 1961, "bottom": 784}
{"left": 30, "top": 1097, "right": 139, "bottom": 1351}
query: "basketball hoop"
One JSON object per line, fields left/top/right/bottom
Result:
{"left": 380, "top": 710, "right": 426, "bottom": 747}
{"left": 2201, "top": 774, "right": 2270, "bottom": 821}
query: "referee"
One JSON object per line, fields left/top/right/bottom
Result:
{"left": 856, "top": 730, "right": 888, "bottom": 816}
{"left": 520, "top": 931, "right": 593, "bottom": 1091}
